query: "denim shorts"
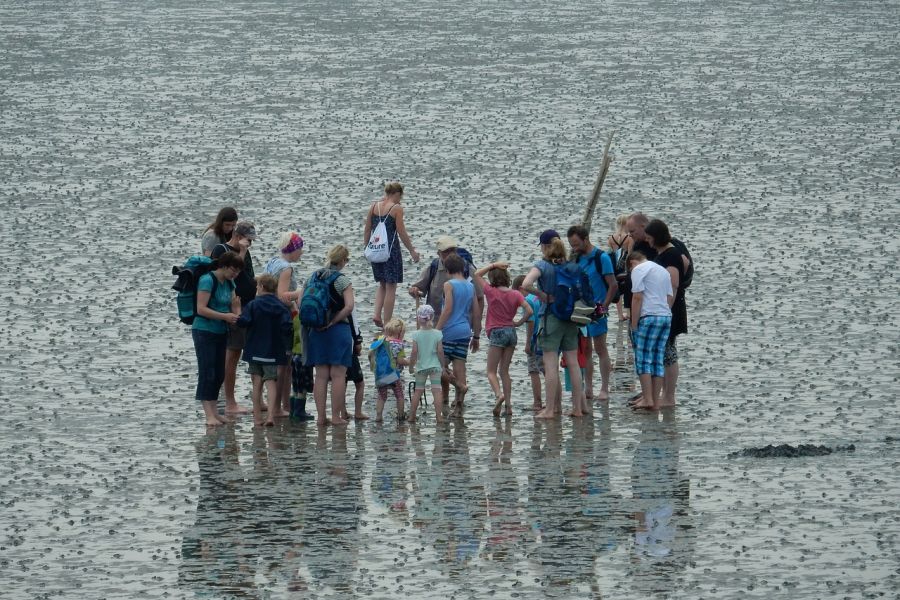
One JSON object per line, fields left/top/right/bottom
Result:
{"left": 488, "top": 326, "right": 517, "bottom": 348}
{"left": 526, "top": 352, "right": 545, "bottom": 375}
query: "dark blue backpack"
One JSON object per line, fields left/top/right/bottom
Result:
{"left": 549, "top": 262, "right": 594, "bottom": 324}
{"left": 172, "top": 255, "right": 217, "bottom": 325}
{"left": 299, "top": 269, "right": 341, "bottom": 328}
{"left": 426, "top": 247, "right": 475, "bottom": 286}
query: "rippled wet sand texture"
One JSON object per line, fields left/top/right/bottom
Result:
{"left": 2, "top": 0, "right": 899, "bottom": 598}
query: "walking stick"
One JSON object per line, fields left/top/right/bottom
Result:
{"left": 415, "top": 294, "right": 421, "bottom": 330}
{"left": 410, "top": 293, "right": 427, "bottom": 411}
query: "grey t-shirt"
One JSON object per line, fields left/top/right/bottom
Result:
{"left": 533, "top": 259, "right": 557, "bottom": 295}
{"left": 201, "top": 229, "right": 224, "bottom": 255}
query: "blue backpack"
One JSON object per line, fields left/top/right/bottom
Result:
{"left": 425, "top": 247, "right": 476, "bottom": 288}
{"left": 368, "top": 336, "right": 400, "bottom": 386}
{"left": 549, "top": 262, "right": 595, "bottom": 324}
{"left": 172, "top": 255, "right": 217, "bottom": 325}
{"left": 299, "top": 269, "right": 341, "bottom": 328}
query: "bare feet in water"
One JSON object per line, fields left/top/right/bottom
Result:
{"left": 492, "top": 395, "right": 504, "bottom": 417}
{"left": 354, "top": 412, "right": 370, "bottom": 420}
{"left": 225, "top": 404, "right": 250, "bottom": 415}
{"left": 450, "top": 401, "right": 463, "bottom": 419}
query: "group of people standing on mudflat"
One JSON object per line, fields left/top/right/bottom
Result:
{"left": 186, "top": 182, "right": 691, "bottom": 429}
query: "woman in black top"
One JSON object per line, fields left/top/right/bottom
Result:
{"left": 645, "top": 219, "right": 689, "bottom": 408}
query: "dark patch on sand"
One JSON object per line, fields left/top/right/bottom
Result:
{"left": 728, "top": 443, "right": 856, "bottom": 459}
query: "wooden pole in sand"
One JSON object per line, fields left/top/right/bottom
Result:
{"left": 580, "top": 131, "right": 615, "bottom": 233}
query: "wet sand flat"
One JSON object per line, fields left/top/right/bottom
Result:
{"left": 1, "top": 0, "right": 898, "bottom": 598}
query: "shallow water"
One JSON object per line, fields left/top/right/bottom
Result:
{"left": 1, "top": 0, "right": 899, "bottom": 598}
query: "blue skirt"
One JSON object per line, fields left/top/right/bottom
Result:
{"left": 306, "top": 322, "right": 353, "bottom": 367}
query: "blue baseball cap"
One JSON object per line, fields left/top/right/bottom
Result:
{"left": 538, "top": 229, "right": 559, "bottom": 245}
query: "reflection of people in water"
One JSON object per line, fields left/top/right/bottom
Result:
{"left": 410, "top": 422, "right": 445, "bottom": 543}
{"left": 179, "top": 424, "right": 366, "bottom": 597}
{"left": 482, "top": 418, "right": 527, "bottom": 563}
{"left": 179, "top": 429, "right": 257, "bottom": 597}
{"left": 295, "top": 425, "right": 365, "bottom": 594}
{"left": 629, "top": 411, "right": 693, "bottom": 590}
{"left": 410, "top": 421, "right": 484, "bottom": 577}
{"left": 370, "top": 423, "right": 412, "bottom": 518}
{"left": 526, "top": 412, "right": 627, "bottom": 595}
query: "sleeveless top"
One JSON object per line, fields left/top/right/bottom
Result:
{"left": 442, "top": 279, "right": 475, "bottom": 342}
{"left": 265, "top": 256, "right": 298, "bottom": 292}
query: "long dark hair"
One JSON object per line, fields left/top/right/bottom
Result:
{"left": 644, "top": 219, "right": 672, "bottom": 247}
{"left": 205, "top": 206, "right": 238, "bottom": 240}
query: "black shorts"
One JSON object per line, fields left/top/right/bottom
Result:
{"left": 346, "top": 355, "right": 364, "bottom": 384}
{"left": 291, "top": 354, "right": 314, "bottom": 395}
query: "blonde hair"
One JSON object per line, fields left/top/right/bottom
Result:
{"left": 542, "top": 238, "right": 567, "bottom": 264}
{"left": 255, "top": 273, "right": 278, "bottom": 294}
{"left": 384, "top": 181, "right": 404, "bottom": 196}
{"left": 325, "top": 244, "right": 350, "bottom": 267}
{"left": 384, "top": 317, "right": 406, "bottom": 339}
{"left": 277, "top": 230, "right": 304, "bottom": 254}
{"left": 615, "top": 214, "right": 629, "bottom": 233}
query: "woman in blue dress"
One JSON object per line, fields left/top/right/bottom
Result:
{"left": 362, "top": 182, "right": 421, "bottom": 327}
{"left": 305, "top": 245, "right": 356, "bottom": 427}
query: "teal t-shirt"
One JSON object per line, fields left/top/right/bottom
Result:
{"left": 411, "top": 328, "right": 444, "bottom": 372}
{"left": 192, "top": 273, "right": 235, "bottom": 334}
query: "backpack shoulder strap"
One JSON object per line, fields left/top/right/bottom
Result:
{"left": 591, "top": 248, "right": 605, "bottom": 274}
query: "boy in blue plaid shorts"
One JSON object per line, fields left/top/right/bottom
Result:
{"left": 627, "top": 252, "right": 673, "bottom": 410}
